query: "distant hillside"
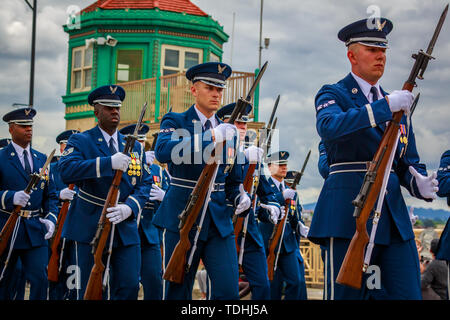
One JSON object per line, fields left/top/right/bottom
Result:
{"left": 302, "top": 202, "right": 449, "bottom": 223}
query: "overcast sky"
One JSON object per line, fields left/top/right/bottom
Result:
{"left": 0, "top": 0, "right": 449, "bottom": 211}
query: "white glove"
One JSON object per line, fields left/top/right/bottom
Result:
{"left": 149, "top": 184, "right": 166, "bottom": 202}
{"left": 386, "top": 90, "right": 414, "bottom": 114}
{"left": 260, "top": 203, "right": 280, "bottom": 224}
{"left": 145, "top": 151, "right": 155, "bottom": 165}
{"left": 235, "top": 184, "right": 251, "bottom": 215}
{"left": 111, "top": 153, "right": 131, "bottom": 172}
{"left": 409, "top": 212, "right": 419, "bottom": 226}
{"left": 59, "top": 187, "right": 76, "bottom": 201}
{"left": 13, "top": 191, "right": 30, "bottom": 207}
{"left": 299, "top": 221, "right": 310, "bottom": 238}
{"left": 409, "top": 166, "right": 439, "bottom": 200}
{"left": 106, "top": 204, "right": 132, "bottom": 224}
{"left": 39, "top": 218, "right": 55, "bottom": 240}
{"left": 282, "top": 188, "right": 297, "bottom": 200}
{"left": 212, "top": 123, "right": 237, "bottom": 143}
{"left": 244, "top": 146, "right": 264, "bottom": 163}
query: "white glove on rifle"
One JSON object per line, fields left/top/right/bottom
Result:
{"left": 59, "top": 187, "right": 76, "bottom": 201}
{"left": 13, "top": 191, "right": 30, "bottom": 207}
{"left": 260, "top": 203, "right": 280, "bottom": 224}
{"left": 106, "top": 204, "right": 132, "bottom": 224}
{"left": 145, "top": 151, "right": 155, "bottom": 165}
{"left": 298, "top": 221, "right": 310, "bottom": 238}
{"left": 282, "top": 188, "right": 297, "bottom": 200}
{"left": 244, "top": 146, "right": 264, "bottom": 163}
{"left": 212, "top": 123, "right": 237, "bottom": 143}
{"left": 409, "top": 166, "right": 439, "bottom": 200}
{"left": 235, "top": 184, "right": 251, "bottom": 215}
{"left": 39, "top": 218, "right": 55, "bottom": 240}
{"left": 386, "top": 90, "right": 414, "bottom": 114}
{"left": 149, "top": 184, "right": 166, "bottom": 202}
{"left": 111, "top": 153, "right": 131, "bottom": 172}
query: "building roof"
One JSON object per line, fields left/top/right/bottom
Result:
{"left": 81, "top": 0, "right": 208, "bottom": 17}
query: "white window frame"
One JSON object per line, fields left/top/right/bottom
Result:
{"left": 71, "top": 45, "right": 93, "bottom": 93}
{"left": 161, "top": 44, "right": 203, "bottom": 75}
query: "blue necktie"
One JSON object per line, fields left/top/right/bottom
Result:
{"left": 109, "top": 139, "right": 117, "bottom": 155}
{"left": 23, "top": 149, "right": 32, "bottom": 175}
{"left": 370, "top": 86, "right": 379, "bottom": 102}
{"left": 204, "top": 119, "right": 212, "bottom": 131}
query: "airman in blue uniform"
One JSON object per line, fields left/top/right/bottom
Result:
{"left": 48, "top": 129, "right": 79, "bottom": 300}
{"left": 436, "top": 150, "right": 450, "bottom": 298}
{"left": 216, "top": 102, "right": 281, "bottom": 300}
{"left": 0, "top": 107, "right": 59, "bottom": 300}
{"left": 120, "top": 124, "right": 169, "bottom": 300}
{"left": 309, "top": 18, "right": 439, "bottom": 300}
{"left": 153, "top": 62, "right": 251, "bottom": 300}
{"left": 59, "top": 85, "right": 152, "bottom": 300}
{"left": 281, "top": 170, "right": 308, "bottom": 300}
{"left": 258, "top": 151, "right": 305, "bottom": 299}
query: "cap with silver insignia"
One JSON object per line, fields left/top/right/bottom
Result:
{"left": 186, "top": 62, "right": 232, "bottom": 88}
{"left": 2, "top": 107, "right": 36, "bottom": 125}
{"left": 216, "top": 102, "right": 253, "bottom": 122}
{"left": 119, "top": 123, "right": 150, "bottom": 141}
{"left": 56, "top": 129, "right": 80, "bottom": 145}
{"left": 338, "top": 17, "right": 393, "bottom": 48}
{"left": 88, "top": 84, "right": 126, "bottom": 107}
{"left": 266, "top": 151, "right": 290, "bottom": 165}
{"left": 0, "top": 138, "right": 12, "bottom": 149}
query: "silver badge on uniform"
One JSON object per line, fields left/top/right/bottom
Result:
{"left": 41, "top": 181, "right": 45, "bottom": 189}
{"left": 132, "top": 177, "right": 136, "bottom": 186}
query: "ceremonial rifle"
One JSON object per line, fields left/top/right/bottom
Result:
{"left": 336, "top": 5, "right": 448, "bottom": 289}
{"left": 234, "top": 95, "right": 280, "bottom": 265}
{"left": 267, "top": 150, "right": 311, "bottom": 281}
{"left": 163, "top": 62, "right": 269, "bottom": 284}
{"left": 0, "top": 149, "right": 56, "bottom": 259}
{"left": 84, "top": 102, "right": 147, "bottom": 300}
{"left": 48, "top": 183, "right": 75, "bottom": 282}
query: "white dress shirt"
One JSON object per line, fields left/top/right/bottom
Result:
{"left": 194, "top": 105, "right": 218, "bottom": 129}
{"left": 98, "top": 126, "right": 118, "bottom": 153}
{"left": 351, "top": 72, "right": 382, "bottom": 103}
{"left": 11, "top": 141, "right": 33, "bottom": 172}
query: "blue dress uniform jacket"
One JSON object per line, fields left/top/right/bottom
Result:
{"left": 153, "top": 105, "right": 243, "bottom": 240}
{"left": 59, "top": 126, "right": 152, "bottom": 246}
{"left": 436, "top": 150, "right": 450, "bottom": 261}
{"left": 259, "top": 177, "right": 299, "bottom": 254}
{"left": 0, "top": 143, "right": 59, "bottom": 249}
{"left": 309, "top": 73, "right": 429, "bottom": 246}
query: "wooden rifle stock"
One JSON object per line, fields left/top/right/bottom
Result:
{"left": 266, "top": 200, "right": 289, "bottom": 281}
{"left": 162, "top": 163, "right": 218, "bottom": 284}
{"left": 48, "top": 183, "right": 75, "bottom": 282}
{"left": 336, "top": 116, "right": 400, "bottom": 289}
{"left": 0, "top": 205, "right": 23, "bottom": 258}
{"left": 83, "top": 172, "right": 122, "bottom": 300}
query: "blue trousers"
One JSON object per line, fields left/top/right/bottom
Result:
{"left": 240, "top": 236, "right": 271, "bottom": 300}
{"left": 269, "top": 249, "right": 304, "bottom": 300}
{"left": 322, "top": 235, "right": 421, "bottom": 300}
{"left": 48, "top": 239, "right": 72, "bottom": 300}
{"left": 162, "top": 222, "right": 239, "bottom": 300}
{"left": 0, "top": 246, "right": 48, "bottom": 300}
{"left": 140, "top": 241, "right": 163, "bottom": 300}
{"left": 66, "top": 241, "right": 141, "bottom": 300}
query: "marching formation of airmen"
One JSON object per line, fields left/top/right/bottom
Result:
{"left": 0, "top": 15, "right": 448, "bottom": 301}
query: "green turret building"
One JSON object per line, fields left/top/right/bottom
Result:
{"left": 63, "top": 0, "right": 259, "bottom": 133}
